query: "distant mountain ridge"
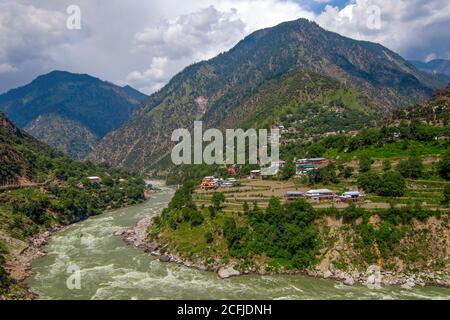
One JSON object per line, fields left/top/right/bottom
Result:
{"left": 410, "top": 59, "right": 450, "bottom": 77}
{"left": 0, "top": 71, "right": 147, "bottom": 159}
{"left": 89, "top": 18, "right": 446, "bottom": 172}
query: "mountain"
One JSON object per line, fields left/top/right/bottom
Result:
{"left": 392, "top": 84, "right": 450, "bottom": 124}
{"left": 90, "top": 18, "right": 445, "bottom": 172}
{"left": 410, "top": 59, "right": 450, "bottom": 77}
{"left": 0, "top": 71, "right": 147, "bottom": 160}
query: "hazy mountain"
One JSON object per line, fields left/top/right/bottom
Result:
{"left": 89, "top": 18, "right": 445, "bottom": 172}
{"left": 0, "top": 71, "right": 147, "bottom": 159}
{"left": 410, "top": 59, "right": 450, "bottom": 77}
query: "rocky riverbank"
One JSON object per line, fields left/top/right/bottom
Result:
{"left": 0, "top": 224, "right": 66, "bottom": 299}
{"left": 120, "top": 216, "right": 450, "bottom": 289}
{"left": 1, "top": 190, "right": 154, "bottom": 300}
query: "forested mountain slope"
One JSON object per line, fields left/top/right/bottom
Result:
{"left": 0, "top": 71, "right": 147, "bottom": 159}
{"left": 90, "top": 18, "right": 444, "bottom": 172}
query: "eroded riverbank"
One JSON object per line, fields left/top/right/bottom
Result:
{"left": 121, "top": 213, "right": 449, "bottom": 290}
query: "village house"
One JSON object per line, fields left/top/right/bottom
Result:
{"left": 250, "top": 170, "right": 262, "bottom": 179}
{"left": 305, "top": 189, "right": 335, "bottom": 201}
{"left": 200, "top": 181, "right": 217, "bottom": 190}
{"left": 296, "top": 163, "right": 315, "bottom": 176}
{"left": 339, "top": 191, "right": 364, "bottom": 203}
{"left": 286, "top": 191, "right": 304, "bottom": 200}
{"left": 308, "top": 158, "right": 327, "bottom": 165}
{"left": 87, "top": 176, "right": 101, "bottom": 184}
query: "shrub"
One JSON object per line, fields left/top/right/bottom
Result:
{"left": 211, "top": 192, "right": 226, "bottom": 209}
{"left": 358, "top": 154, "right": 373, "bottom": 173}
{"left": 341, "top": 166, "right": 354, "bottom": 179}
{"left": 205, "top": 232, "right": 214, "bottom": 244}
{"left": 382, "top": 159, "right": 392, "bottom": 172}
{"left": 182, "top": 207, "right": 204, "bottom": 227}
{"left": 397, "top": 157, "right": 424, "bottom": 179}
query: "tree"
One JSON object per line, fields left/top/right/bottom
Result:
{"left": 357, "top": 172, "right": 382, "bottom": 193}
{"left": 438, "top": 152, "right": 450, "bottom": 181}
{"left": 308, "top": 164, "right": 339, "bottom": 185}
{"left": 397, "top": 157, "right": 424, "bottom": 179}
{"left": 102, "top": 175, "right": 114, "bottom": 187}
{"left": 358, "top": 154, "right": 373, "bottom": 173}
{"left": 211, "top": 192, "right": 226, "bottom": 209}
{"left": 341, "top": 166, "right": 354, "bottom": 179}
{"left": 377, "top": 172, "right": 406, "bottom": 197}
{"left": 382, "top": 159, "right": 392, "bottom": 172}
{"left": 280, "top": 161, "right": 296, "bottom": 180}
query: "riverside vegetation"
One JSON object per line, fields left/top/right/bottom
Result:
{"left": 147, "top": 180, "right": 448, "bottom": 286}
{"left": 0, "top": 112, "right": 146, "bottom": 298}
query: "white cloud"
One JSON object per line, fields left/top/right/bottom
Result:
{"left": 0, "top": 0, "right": 449, "bottom": 94}
{"left": 0, "top": 2, "right": 69, "bottom": 65}
{"left": 316, "top": 0, "right": 450, "bottom": 59}
{"left": 126, "top": 5, "right": 248, "bottom": 93}
{"left": 0, "top": 63, "right": 18, "bottom": 74}
{"left": 212, "top": 0, "right": 314, "bottom": 32}
{"left": 126, "top": 1, "right": 314, "bottom": 93}
{"left": 126, "top": 57, "right": 174, "bottom": 93}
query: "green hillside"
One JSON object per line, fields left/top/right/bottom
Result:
{"left": 0, "top": 112, "right": 145, "bottom": 297}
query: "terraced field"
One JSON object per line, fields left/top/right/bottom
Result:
{"left": 193, "top": 178, "right": 449, "bottom": 213}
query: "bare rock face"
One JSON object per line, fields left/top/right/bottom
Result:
{"left": 323, "top": 270, "right": 333, "bottom": 279}
{"left": 218, "top": 266, "right": 241, "bottom": 279}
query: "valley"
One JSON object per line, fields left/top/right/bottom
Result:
{"left": 0, "top": 14, "right": 448, "bottom": 301}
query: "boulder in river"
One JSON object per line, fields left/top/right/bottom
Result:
{"left": 344, "top": 277, "right": 355, "bottom": 286}
{"left": 159, "top": 255, "right": 171, "bottom": 262}
{"left": 323, "top": 270, "right": 333, "bottom": 279}
{"left": 401, "top": 280, "right": 416, "bottom": 290}
{"left": 218, "top": 266, "right": 241, "bottom": 279}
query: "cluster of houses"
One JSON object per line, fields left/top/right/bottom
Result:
{"left": 200, "top": 176, "right": 237, "bottom": 189}
{"left": 286, "top": 189, "right": 364, "bottom": 202}
{"left": 214, "top": 157, "right": 329, "bottom": 181}
{"left": 296, "top": 158, "right": 327, "bottom": 176}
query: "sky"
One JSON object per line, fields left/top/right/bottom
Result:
{"left": 0, "top": 0, "right": 449, "bottom": 94}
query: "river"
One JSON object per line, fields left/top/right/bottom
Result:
{"left": 28, "top": 182, "right": 449, "bottom": 300}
